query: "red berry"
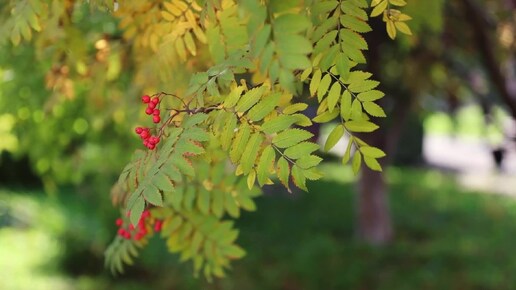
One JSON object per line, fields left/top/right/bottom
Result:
{"left": 148, "top": 102, "right": 156, "bottom": 109}
{"left": 140, "top": 130, "right": 150, "bottom": 139}
{"left": 151, "top": 97, "right": 160, "bottom": 105}
{"left": 148, "top": 144, "right": 156, "bottom": 150}
{"left": 154, "top": 220, "right": 163, "bottom": 232}
{"left": 142, "top": 95, "right": 150, "bottom": 103}
{"left": 116, "top": 218, "right": 123, "bottom": 227}
{"left": 118, "top": 228, "right": 126, "bottom": 236}
{"left": 153, "top": 109, "right": 160, "bottom": 116}
{"left": 135, "top": 127, "right": 143, "bottom": 134}
{"left": 129, "top": 224, "right": 135, "bottom": 231}
{"left": 145, "top": 107, "right": 153, "bottom": 115}
{"left": 123, "top": 232, "right": 131, "bottom": 239}
{"left": 134, "top": 233, "right": 143, "bottom": 241}
{"left": 142, "top": 210, "right": 151, "bottom": 218}
{"left": 153, "top": 116, "right": 161, "bottom": 123}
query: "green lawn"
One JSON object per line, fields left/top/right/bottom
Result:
{"left": 1, "top": 165, "right": 516, "bottom": 290}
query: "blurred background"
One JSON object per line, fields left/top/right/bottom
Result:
{"left": 1, "top": 0, "right": 516, "bottom": 289}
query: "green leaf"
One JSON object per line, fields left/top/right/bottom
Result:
{"left": 291, "top": 165, "right": 307, "bottom": 191}
{"left": 274, "top": 14, "right": 311, "bottom": 34}
{"left": 364, "top": 156, "right": 382, "bottom": 171}
{"left": 296, "top": 155, "right": 322, "bottom": 168}
{"left": 183, "top": 113, "right": 208, "bottom": 128}
{"left": 143, "top": 186, "right": 163, "bottom": 206}
{"left": 278, "top": 53, "right": 312, "bottom": 70}
{"left": 240, "top": 133, "right": 264, "bottom": 174}
{"left": 336, "top": 53, "right": 351, "bottom": 80}
{"left": 340, "top": 15, "right": 372, "bottom": 33}
{"left": 247, "top": 92, "right": 281, "bottom": 121}
{"left": 324, "top": 124, "right": 345, "bottom": 152}
{"left": 352, "top": 151, "right": 362, "bottom": 175}
{"left": 277, "top": 157, "right": 291, "bottom": 190}
{"left": 235, "top": 86, "right": 265, "bottom": 112}
{"left": 277, "top": 35, "right": 313, "bottom": 54}
{"left": 370, "top": 0, "right": 388, "bottom": 17}
{"left": 340, "top": 90, "right": 352, "bottom": 120}
{"left": 348, "top": 80, "right": 379, "bottom": 93}
{"left": 341, "top": 1, "right": 368, "bottom": 20}
{"left": 345, "top": 120, "right": 379, "bottom": 132}
{"left": 309, "top": 69, "right": 322, "bottom": 96}
{"left": 211, "top": 190, "right": 224, "bottom": 218}
{"left": 230, "top": 125, "right": 251, "bottom": 163}
{"left": 351, "top": 99, "right": 363, "bottom": 120}
{"left": 197, "top": 188, "right": 211, "bottom": 215}
{"left": 360, "top": 146, "right": 386, "bottom": 158}
{"left": 221, "top": 113, "right": 238, "bottom": 151}
{"left": 363, "top": 101, "right": 386, "bottom": 117}
{"left": 183, "top": 187, "right": 196, "bottom": 211}
{"left": 224, "top": 245, "right": 246, "bottom": 259}
{"left": 272, "top": 129, "right": 313, "bottom": 148}
{"left": 284, "top": 142, "right": 319, "bottom": 159}
{"left": 313, "top": 109, "right": 339, "bottom": 123}
{"left": 292, "top": 113, "right": 313, "bottom": 127}
{"left": 224, "top": 86, "right": 245, "bottom": 108}
{"left": 317, "top": 74, "right": 332, "bottom": 102}
{"left": 252, "top": 24, "right": 271, "bottom": 57}
{"left": 129, "top": 196, "right": 145, "bottom": 226}
{"left": 340, "top": 29, "right": 368, "bottom": 50}
{"left": 342, "top": 138, "right": 353, "bottom": 164}
{"left": 224, "top": 192, "right": 240, "bottom": 218}
{"left": 327, "top": 82, "right": 341, "bottom": 112}
{"left": 257, "top": 145, "right": 275, "bottom": 186}
{"left": 171, "top": 156, "right": 195, "bottom": 177}
{"left": 283, "top": 103, "right": 308, "bottom": 114}
{"left": 261, "top": 115, "right": 297, "bottom": 134}
{"left": 154, "top": 173, "right": 175, "bottom": 192}
{"left": 247, "top": 170, "right": 256, "bottom": 189}
{"left": 357, "top": 90, "right": 385, "bottom": 101}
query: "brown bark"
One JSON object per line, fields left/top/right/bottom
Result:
{"left": 357, "top": 166, "right": 393, "bottom": 244}
{"left": 462, "top": 0, "right": 516, "bottom": 119}
{"left": 355, "top": 17, "right": 395, "bottom": 245}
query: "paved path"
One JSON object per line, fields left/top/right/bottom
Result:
{"left": 323, "top": 134, "right": 516, "bottom": 196}
{"left": 423, "top": 135, "right": 516, "bottom": 196}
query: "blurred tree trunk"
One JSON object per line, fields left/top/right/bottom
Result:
{"left": 462, "top": 0, "right": 516, "bottom": 119}
{"left": 357, "top": 131, "right": 393, "bottom": 244}
{"left": 356, "top": 18, "right": 395, "bottom": 245}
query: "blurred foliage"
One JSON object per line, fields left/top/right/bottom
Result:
{"left": 2, "top": 166, "right": 516, "bottom": 289}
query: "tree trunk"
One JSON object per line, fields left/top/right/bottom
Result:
{"left": 355, "top": 17, "right": 394, "bottom": 245}
{"left": 357, "top": 167, "right": 393, "bottom": 244}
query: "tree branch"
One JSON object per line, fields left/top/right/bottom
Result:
{"left": 461, "top": 0, "right": 516, "bottom": 118}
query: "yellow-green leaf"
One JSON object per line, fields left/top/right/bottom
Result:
{"left": 352, "top": 151, "right": 362, "bottom": 175}
{"left": 324, "top": 124, "right": 345, "bottom": 152}
{"left": 327, "top": 82, "right": 342, "bottom": 112}
{"left": 363, "top": 101, "right": 386, "bottom": 117}
{"left": 364, "top": 156, "right": 382, "bottom": 171}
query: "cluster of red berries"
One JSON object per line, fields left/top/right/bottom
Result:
{"left": 135, "top": 127, "right": 160, "bottom": 150}
{"left": 142, "top": 95, "right": 162, "bottom": 123}
{"left": 135, "top": 94, "right": 163, "bottom": 150}
{"left": 115, "top": 210, "right": 163, "bottom": 241}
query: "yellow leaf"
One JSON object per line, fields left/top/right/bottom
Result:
{"left": 164, "top": 2, "right": 182, "bottom": 16}
{"left": 395, "top": 21, "right": 412, "bottom": 35}
{"left": 161, "top": 11, "right": 176, "bottom": 21}
{"left": 386, "top": 19, "right": 396, "bottom": 39}
{"left": 175, "top": 37, "right": 187, "bottom": 61}
{"left": 184, "top": 31, "right": 197, "bottom": 56}
{"left": 370, "top": 0, "right": 387, "bottom": 17}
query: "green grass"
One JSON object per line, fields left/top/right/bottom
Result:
{"left": 2, "top": 165, "right": 516, "bottom": 289}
